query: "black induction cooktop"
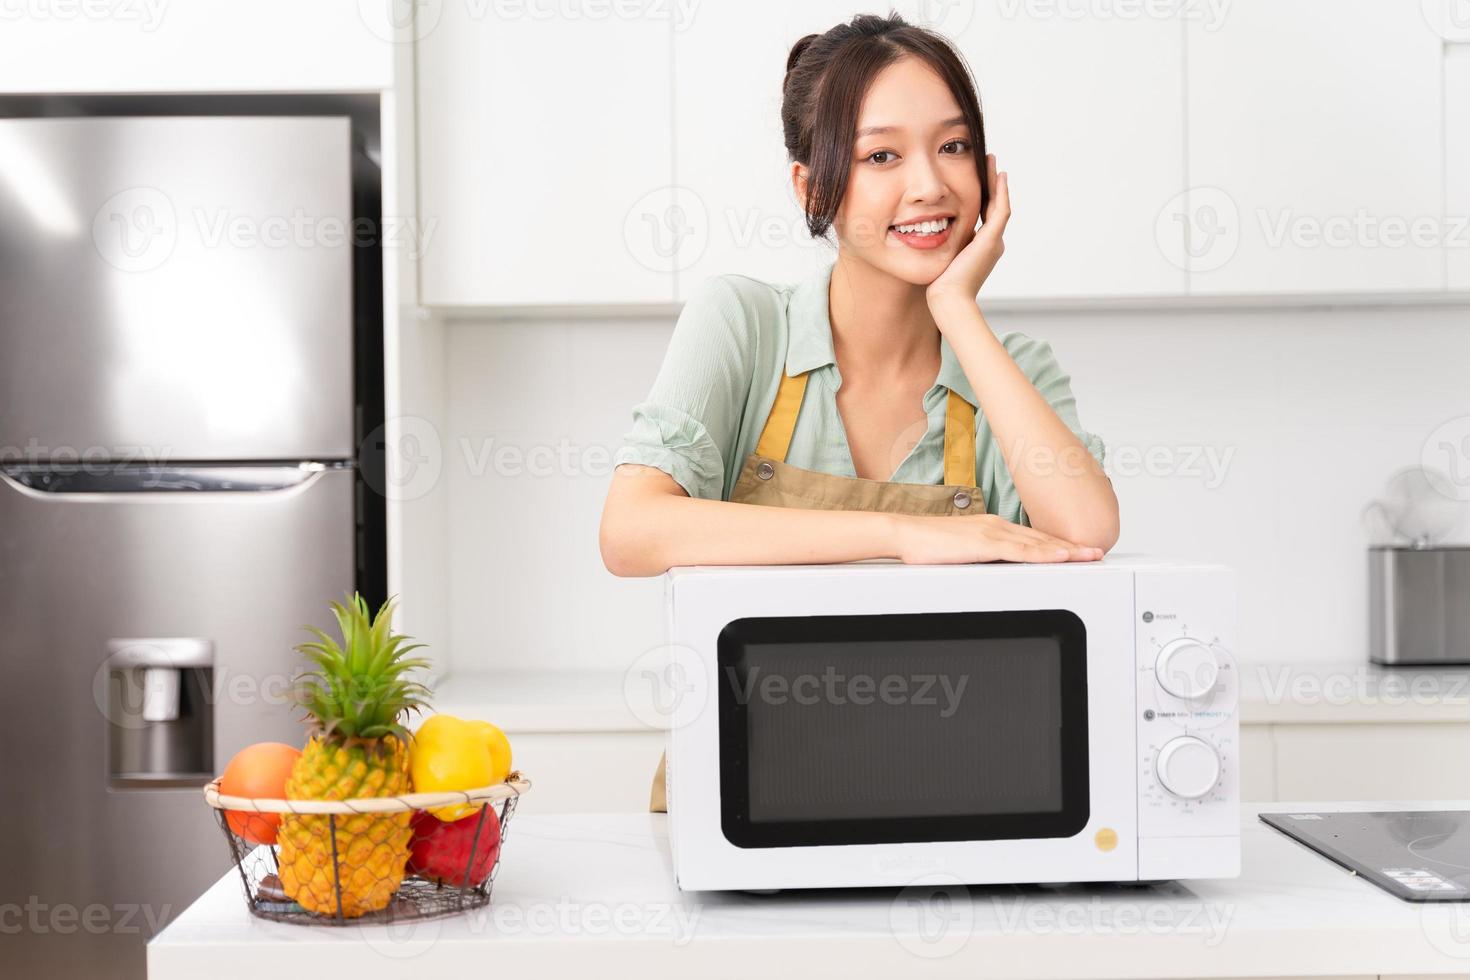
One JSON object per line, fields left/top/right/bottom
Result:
{"left": 1261, "top": 810, "right": 1470, "bottom": 902}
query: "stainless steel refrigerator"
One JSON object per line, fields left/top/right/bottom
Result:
{"left": 0, "top": 114, "right": 380, "bottom": 978}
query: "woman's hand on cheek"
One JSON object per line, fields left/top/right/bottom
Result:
{"left": 925, "top": 152, "right": 1010, "bottom": 315}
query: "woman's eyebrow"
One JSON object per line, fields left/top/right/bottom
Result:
{"left": 856, "top": 114, "right": 967, "bottom": 138}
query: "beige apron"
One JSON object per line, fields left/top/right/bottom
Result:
{"left": 648, "top": 368, "right": 985, "bottom": 812}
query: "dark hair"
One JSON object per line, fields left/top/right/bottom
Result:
{"left": 781, "top": 12, "right": 989, "bottom": 240}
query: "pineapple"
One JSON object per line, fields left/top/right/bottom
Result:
{"left": 276, "top": 593, "right": 431, "bottom": 918}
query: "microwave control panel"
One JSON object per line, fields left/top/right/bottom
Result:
{"left": 1133, "top": 566, "right": 1239, "bottom": 840}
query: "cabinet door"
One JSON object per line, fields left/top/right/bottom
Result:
{"left": 1272, "top": 723, "right": 1470, "bottom": 800}
{"left": 956, "top": 5, "right": 1186, "bottom": 299}
{"left": 498, "top": 732, "right": 666, "bottom": 814}
{"left": 1185, "top": 1, "right": 1445, "bottom": 295}
{"left": 1239, "top": 724, "right": 1277, "bottom": 801}
{"left": 417, "top": 8, "right": 674, "bottom": 305}
{"left": 1448, "top": 44, "right": 1470, "bottom": 292}
{"left": 672, "top": 1, "right": 860, "bottom": 298}
{"left": 0, "top": 4, "right": 392, "bottom": 92}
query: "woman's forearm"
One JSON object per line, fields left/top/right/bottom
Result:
{"left": 600, "top": 476, "right": 900, "bottom": 577}
{"left": 930, "top": 297, "right": 1119, "bottom": 551}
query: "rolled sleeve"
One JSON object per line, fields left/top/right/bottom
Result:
{"left": 613, "top": 403, "right": 727, "bottom": 501}
{"left": 1079, "top": 429, "right": 1107, "bottom": 471}
{"left": 613, "top": 276, "right": 756, "bottom": 501}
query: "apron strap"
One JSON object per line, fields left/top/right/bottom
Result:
{"left": 943, "top": 390, "right": 978, "bottom": 487}
{"left": 754, "top": 370, "right": 809, "bottom": 462}
{"left": 755, "top": 370, "right": 978, "bottom": 486}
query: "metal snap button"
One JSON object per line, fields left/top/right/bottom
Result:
{"left": 952, "top": 490, "right": 971, "bottom": 509}
{"left": 757, "top": 461, "right": 775, "bottom": 481}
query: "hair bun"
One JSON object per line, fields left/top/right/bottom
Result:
{"left": 785, "top": 33, "right": 818, "bottom": 75}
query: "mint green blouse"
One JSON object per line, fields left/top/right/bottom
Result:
{"left": 612, "top": 261, "right": 1107, "bottom": 526}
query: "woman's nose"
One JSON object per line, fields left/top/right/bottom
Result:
{"left": 904, "top": 155, "right": 948, "bottom": 202}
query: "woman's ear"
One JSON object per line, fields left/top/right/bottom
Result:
{"left": 790, "top": 162, "right": 809, "bottom": 212}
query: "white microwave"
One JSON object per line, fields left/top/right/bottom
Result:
{"left": 660, "top": 555, "right": 1239, "bottom": 891}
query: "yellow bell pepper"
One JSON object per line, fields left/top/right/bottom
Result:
{"left": 411, "top": 714, "right": 495, "bottom": 821}
{"left": 470, "top": 720, "right": 513, "bottom": 784}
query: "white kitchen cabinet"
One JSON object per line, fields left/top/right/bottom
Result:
{"left": 1447, "top": 45, "right": 1470, "bottom": 292}
{"left": 498, "top": 731, "right": 664, "bottom": 815}
{"left": 1269, "top": 722, "right": 1470, "bottom": 802}
{"left": 1244, "top": 722, "right": 1470, "bottom": 802}
{"left": 418, "top": 4, "right": 1455, "bottom": 306}
{"left": 1185, "top": 0, "right": 1445, "bottom": 295}
{"left": 1239, "top": 724, "right": 1276, "bottom": 801}
{"left": 671, "top": 1, "right": 1185, "bottom": 301}
{"left": 670, "top": 1, "right": 861, "bottom": 297}
{"left": 0, "top": 3, "right": 393, "bottom": 93}
{"left": 416, "top": 6, "right": 674, "bottom": 306}
{"left": 955, "top": 4, "right": 1186, "bottom": 299}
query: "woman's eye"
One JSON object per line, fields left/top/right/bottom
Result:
{"left": 941, "top": 139, "right": 971, "bottom": 155}
{"left": 865, "top": 150, "right": 896, "bottom": 165}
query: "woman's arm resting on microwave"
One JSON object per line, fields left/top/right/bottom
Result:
{"left": 929, "top": 297, "right": 1120, "bottom": 553}
{"left": 600, "top": 464, "right": 899, "bottom": 576}
{"left": 599, "top": 464, "right": 1099, "bottom": 577}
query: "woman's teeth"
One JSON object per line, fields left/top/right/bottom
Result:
{"left": 891, "top": 217, "right": 952, "bottom": 236}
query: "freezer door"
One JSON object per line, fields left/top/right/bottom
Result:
{"left": 0, "top": 464, "right": 356, "bottom": 980}
{"left": 0, "top": 116, "right": 355, "bottom": 461}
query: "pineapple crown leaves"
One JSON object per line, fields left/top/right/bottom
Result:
{"left": 291, "top": 591, "right": 433, "bottom": 745}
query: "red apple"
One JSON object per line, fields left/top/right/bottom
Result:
{"left": 407, "top": 807, "right": 502, "bottom": 887}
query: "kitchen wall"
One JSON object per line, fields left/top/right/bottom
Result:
{"left": 441, "top": 292, "right": 1470, "bottom": 676}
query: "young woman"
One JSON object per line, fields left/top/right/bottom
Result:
{"left": 600, "top": 13, "right": 1120, "bottom": 810}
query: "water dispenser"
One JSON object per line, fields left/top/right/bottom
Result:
{"left": 104, "top": 638, "right": 215, "bottom": 787}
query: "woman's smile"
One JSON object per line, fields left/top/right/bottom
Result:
{"left": 889, "top": 214, "right": 955, "bottom": 250}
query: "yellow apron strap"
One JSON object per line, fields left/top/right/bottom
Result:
{"left": 757, "top": 373, "right": 974, "bottom": 481}
{"left": 943, "top": 389, "right": 978, "bottom": 487}
{"left": 754, "top": 371, "right": 810, "bottom": 462}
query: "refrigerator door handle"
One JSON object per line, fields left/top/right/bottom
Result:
{"left": 0, "top": 462, "right": 344, "bottom": 497}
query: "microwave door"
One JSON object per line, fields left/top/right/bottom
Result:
{"left": 716, "top": 610, "right": 1091, "bottom": 849}
{"left": 0, "top": 116, "right": 355, "bottom": 462}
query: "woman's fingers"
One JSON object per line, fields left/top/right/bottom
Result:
{"left": 981, "top": 153, "right": 998, "bottom": 224}
{"left": 986, "top": 517, "right": 1101, "bottom": 561}
{"left": 896, "top": 514, "right": 1104, "bottom": 565}
{"left": 987, "top": 516, "right": 1076, "bottom": 549}
{"left": 1007, "top": 538, "right": 1072, "bottom": 562}
{"left": 992, "top": 172, "right": 1011, "bottom": 232}
{"left": 981, "top": 153, "right": 1011, "bottom": 238}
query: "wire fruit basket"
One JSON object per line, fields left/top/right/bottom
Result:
{"left": 205, "top": 772, "right": 531, "bottom": 925}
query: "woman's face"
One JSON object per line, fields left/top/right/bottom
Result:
{"left": 803, "top": 56, "right": 981, "bottom": 287}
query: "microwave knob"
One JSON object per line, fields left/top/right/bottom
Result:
{"left": 1155, "top": 736, "right": 1221, "bottom": 799}
{"left": 1154, "top": 638, "right": 1219, "bottom": 700}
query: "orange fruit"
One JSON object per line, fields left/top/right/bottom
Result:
{"left": 219, "top": 742, "right": 301, "bottom": 846}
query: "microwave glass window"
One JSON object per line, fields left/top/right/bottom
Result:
{"left": 745, "top": 637, "right": 1061, "bottom": 820}
{"left": 717, "top": 610, "right": 1089, "bottom": 848}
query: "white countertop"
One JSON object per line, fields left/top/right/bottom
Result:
{"left": 150, "top": 801, "right": 1470, "bottom": 979}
